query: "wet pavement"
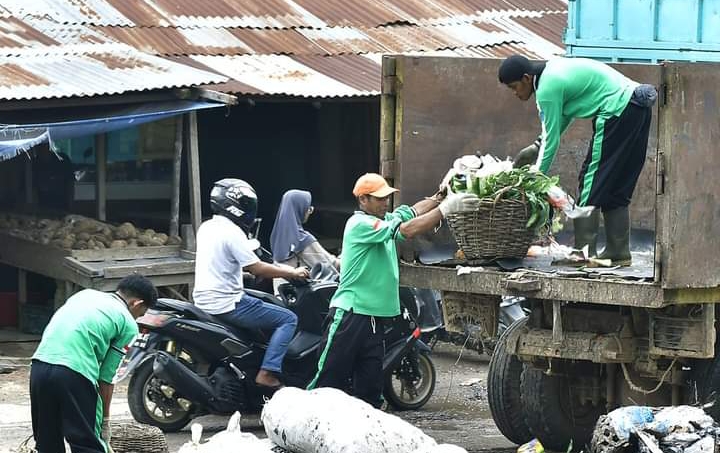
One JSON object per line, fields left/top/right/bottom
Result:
{"left": 0, "top": 331, "right": 516, "bottom": 453}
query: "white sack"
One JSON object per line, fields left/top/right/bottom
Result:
{"left": 261, "top": 386, "right": 467, "bottom": 453}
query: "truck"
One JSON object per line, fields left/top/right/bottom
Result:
{"left": 379, "top": 55, "right": 720, "bottom": 451}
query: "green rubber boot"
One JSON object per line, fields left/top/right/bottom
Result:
{"left": 573, "top": 210, "right": 600, "bottom": 257}
{"left": 598, "top": 207, "right": 632, "bottom": 267}
{"left": 552, "top": 210, "right": 599, "bottom": 266}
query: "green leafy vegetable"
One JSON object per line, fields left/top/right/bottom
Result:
{"left": 450, "top": 165, "right": 560, "bottom": 233}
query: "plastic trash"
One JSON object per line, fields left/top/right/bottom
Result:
{"left": 546, "top": 186, "right": 595, "bottom": 219}
{"left": 606, "top": 406, "right": 655, "bottom": 440}
{"left": 517, "top": 438, "right": 544, "bottom": 453}
{"left": 592, "top": 405, "right": 720, "bottom": 453}
{"left": 648, "top": 406, "right": 714, "bottom": 435}
{"left": 178, "top": 412, "right": 274, "bottom": 453}
{"left": 684, "top": 436, "right": 715, "bottom": 453}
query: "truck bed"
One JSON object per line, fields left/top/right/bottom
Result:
{"left": 400, "top": 237, "right": 662, "bottom": 308}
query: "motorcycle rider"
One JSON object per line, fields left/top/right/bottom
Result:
{"left": 193, "top": 179, "right": 309, "bottom": 390}
{"left": 307, "top": 173, "right": 479, "bottom": 407}
{"left": 270, "top": 189, "right": 339, "bottom": 292}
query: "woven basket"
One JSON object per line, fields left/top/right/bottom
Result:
{"left": 445, "top": 197, "right": 535, "bottom": 259}
{"left": 110, "top": 422, "right": 169, "bottom": 453}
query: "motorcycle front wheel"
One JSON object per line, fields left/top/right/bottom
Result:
{"left": 127, "top": 358, "right": 194, "bottom": 432}
{"left": 383, "top": 350, "right": 436, "bottom": 410}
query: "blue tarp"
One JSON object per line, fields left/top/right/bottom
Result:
{"left": 0, "top": 100, "right": 223, "bottom": 161}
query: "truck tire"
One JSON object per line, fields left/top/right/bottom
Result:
{"left": 520, "top": 366, "right": 605, "bottom": 452}
{"left": 487, "top": 318, "right": 532, "bottom": 445}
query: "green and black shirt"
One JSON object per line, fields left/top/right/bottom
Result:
{"left": 33, "top": 289, "right": 138, "bottom": 385}
{"left": 535, "top": 58, "right": 638, "bottom": 173}
{"left": 330, "top": 205, "right": 415, "bottom": 317}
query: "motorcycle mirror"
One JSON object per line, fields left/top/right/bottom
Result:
{"left": 248, "top": 218, "right": 262, "bottom": 240}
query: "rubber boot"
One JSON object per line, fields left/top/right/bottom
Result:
{"left": 598, "top": 207, "right": 632, "bottom": 267}
{"left": 552, "top": 211, "right": 599, "bottom": 266}
{"left": 573, "top": 210, "right": 599, "bottom": 257}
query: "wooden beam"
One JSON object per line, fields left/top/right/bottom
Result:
{"left": 170, "top": 115, "right": 184, "bottom": 237}
{"left": 24, "top": 155, "right": 33, "bottom": 205}
{"left": 95, "top": 133, "right": 107, "bottom": 221}
{"left": 181, "top": 224, "right": 196, "bottom": 252}
{"left": 193, "top": 88, "right": 238, "bottom": 105}
{"left": 0, "top": 90, "right": 183, "bottom": 112}
{"left": 399, "top": 263, "right": 665, "bottom": 308}
{"left": 103, "top": 260, "right": 195, "bottom": 279}
{"left": 185, "top": 112, "right": 202, "bottom": 235}
{"left": 17, "top": 269, "right": 27, "bottom": 304}
{"left": 71, "top": 245, "right": 181, "bottom": 262}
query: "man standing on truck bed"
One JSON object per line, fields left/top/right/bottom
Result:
{"left": 307, "top": 172, "right": 479, "bottom": 407}
{"left": 499, "top": 55, "right": 657, "bottom": 266}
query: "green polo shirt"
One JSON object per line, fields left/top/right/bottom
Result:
{"left": 33, "top": 289, "right": 138, "bottom": 385}
{"left": 535, "top": 57, "right": 638, "bottom": 173}
{"left": 330, "top": 205, "right": 415, "bottom": 317}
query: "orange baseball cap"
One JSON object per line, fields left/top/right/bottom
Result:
{"left": 352, "top": 173, "right": 399, "bottom": 197}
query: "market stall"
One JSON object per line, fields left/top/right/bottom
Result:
{"left": 0, "top": 89, "right": 236, "bottom": 326}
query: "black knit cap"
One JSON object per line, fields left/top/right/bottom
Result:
{"left": 498, "top": 55, "right": 544, "bottom": 84}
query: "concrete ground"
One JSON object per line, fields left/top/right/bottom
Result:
{"left": 0, "top": 327, "right": 515, "bottom": 453}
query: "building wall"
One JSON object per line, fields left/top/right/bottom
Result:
{"left": 196, "top": 99, "right": 380, "bottom": 249}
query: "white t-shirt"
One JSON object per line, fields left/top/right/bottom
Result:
{"left": 192, "top": 215, "right": 260, "bottom": 314}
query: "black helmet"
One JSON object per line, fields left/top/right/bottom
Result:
{"left": 210, "top": 179, "right": 258, "bottom": 232}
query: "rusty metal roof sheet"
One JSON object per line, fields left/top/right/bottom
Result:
{"left": 0, "top": 0, "right": 566, "bottom": 28}
{"left": 189, "top": 54, "right": 377, "bottom": 98}
{"left": 0, "top": 43, "right": 227, "bottom": 100}
{"left": 0, "top": 0, "right": 567, "bottom": 98}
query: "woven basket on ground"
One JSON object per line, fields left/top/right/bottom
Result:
{"left": 445, "top": 197, "right": 535, "bottom": 260}
{"left": 110, "top": 422, "right": 169, "bottom": 453}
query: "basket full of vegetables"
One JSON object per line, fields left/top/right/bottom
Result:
{"left": 443, "top": 155, "right": 559, "bottom": 260}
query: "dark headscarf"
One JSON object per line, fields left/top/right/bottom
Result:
{"left": 270, "top": 190, "right": 317, "bottom": 262}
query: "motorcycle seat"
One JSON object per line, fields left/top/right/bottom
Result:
{"left": 157, "top": 298, "right": 219, "bottom": 324}
{"left": 245, "top": 289, "right": 287, "bottom": 308}
{"left": 286, "top": 331, "right": 322, "bottom": 359}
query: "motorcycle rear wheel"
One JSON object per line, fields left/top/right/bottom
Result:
{"left": 383, "top": 350, "right": 436, "bottom": 410}
{"left": 127, "top": 358, "right": 194, "bottom": 432}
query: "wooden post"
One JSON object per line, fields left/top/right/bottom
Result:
{"left": 181, "top": 224, "right": 196, "bottom": 252}
{"left": 185, "top": 112, "right": 202, "bottom": 234}
{"left": 95, "top": 134, "right": 107, "bottom": 221}
{"left": 380, "top": 56, "right": 397, "bottom": 209}
{"left": 170, "top": 116, "right": 184, "bottom": 237}
{"left": 17, "top": 269, "right": 27, "bottom": 304}
{"left": 24, "top": 156, "right": 33, "bottom": 205}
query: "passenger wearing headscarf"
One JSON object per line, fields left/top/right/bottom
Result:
{"left": 270, "top": 190, "right": 339, "bottom": 272}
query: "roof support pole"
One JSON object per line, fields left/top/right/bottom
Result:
{"left": 95, "top": 133, "right": 107, "bottom": 221}
{"left": 170, "top": 115, "right": 184, "bottom": 237}
{"left": 24, "top": 155, "right": 33, "bottom": 205}
{"left": 185, "top": 112, "right": 202, "bottom": 238}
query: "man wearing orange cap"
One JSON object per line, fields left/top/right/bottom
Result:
{"left": 308, "top": 173, "right": 479, "bottom": 407}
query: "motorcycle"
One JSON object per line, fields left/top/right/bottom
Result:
{"left": 116, "top": 264, "right": 439, "bottom": 432}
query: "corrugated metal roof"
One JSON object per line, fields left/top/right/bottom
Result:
{"left": 190, "top": 54, "right": 376, "bottom": 98}
{"left": 0, "top": 43, "right": 227, "bottom": 100}
{"left": 0, "top": 0, "right": 568, "bottom": 99}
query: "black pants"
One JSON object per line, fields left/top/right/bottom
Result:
{"left": 307, "top": 307, "right": 385, "bottom": 407}
{"left": 578, "top": 101, "right": 652, "bottom": 211}
{"left": 30, "top": 360, "right": 106, "bottom": 453}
